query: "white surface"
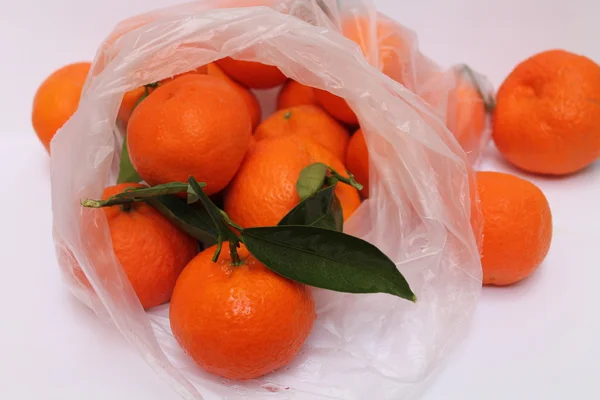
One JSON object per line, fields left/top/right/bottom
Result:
{"left": 1, "top": 0, "right": 599, "bottom": 399}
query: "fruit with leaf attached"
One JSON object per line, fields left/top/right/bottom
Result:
{"left": 254, "top": 105, "right": 350, "bottom": 160}
{"left": 225, "top": 136, "right": 360, "bottom": 228}
{"left": 477, "top": 171, "right": 552, "bottom": 285}
{"left": 170, "top": 242, "right": 315, "bottom": 380}
{"left": 32, "top": 62, "right": 91, "bottom": 152}
{"left": 127, "top": 74, "right": 252, "bottom": 195}
{"left": 96, "top": 183, "right": 198, "bottom": 308}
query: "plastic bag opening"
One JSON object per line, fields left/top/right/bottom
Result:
{"left": 50, "top": 1, "right": 485, "bottom": 399}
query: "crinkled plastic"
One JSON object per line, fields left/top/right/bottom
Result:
{"left": 50, "top": 0, "right": 490, "bottom": 399}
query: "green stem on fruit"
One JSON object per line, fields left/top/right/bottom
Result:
{"left": 186, "top": 177, "right": 244, "bottom": 265}
{"left": 229, "top": 241, "right": 244, "bottom": 266}
{"left": 328, "top": 167, "right": 363, "bottom": 191}
{"left": 220, "top": 210, "right": 243, "bottom": 232}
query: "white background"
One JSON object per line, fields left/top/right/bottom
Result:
{"left": 1, "top": 0, "right": 599, "bottom": 399}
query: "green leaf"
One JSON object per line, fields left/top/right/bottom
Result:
{"left": 146, "top": 195, "right": 218, "bottom": 245}
{"left": 187, "top": 177, "right": 239, "bottom": 261}
{"left": 331, "top": 195, "right": 344, "bottom": 232}
{"left": 296, "top": 163, "right": 328, "bottom": 201}
{"left": 81, "top": 182, "right": 192, "bottom": 208}
{"left": 278, "top": 185, "right": 343, "bottom": 232}
{"left": 117, "top": 135, "right": 142, "bottom": 184}
{"left": 242, "top": 226, "right": 415, "bottom": 301}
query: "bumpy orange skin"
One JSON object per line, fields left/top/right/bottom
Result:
{"left": 117, "top": 86, "right": 147, "bottom": 127}
{"left": 346, "top": 129, "right": 369, "bottom": 198}
{"left": 127, "top": 74, "right": 251, "bottom": 195}
{"left": 277, "top": 80, "right": 318, "bottom": 110}
{"left": 170, "top": 243, "right": 315, "bottom": 380}
{"left": 225, "top": 136, "right": 360, "bottom": 228}
{"left": 476, "top": 172, "right": 552, "bottom": 286}
{"left": 493, "top": 50, "right": 600, "bottom": 175}
{"left": 216, "top": 57, "right": 287, "bottom": 89}
{"left": 32, "top": 62, "right": 91, "bottom": 152}
{"left": 117, "top": 66, "right": 208, "bottom": 127}
{"left": 254, "top": 105, "right": 350, "bottom": 160}
{"left": 207, "top": 62, "right": 262, "bottom": 129}
{"left": 102, "top": 183, "right": 198, "bottom": 308}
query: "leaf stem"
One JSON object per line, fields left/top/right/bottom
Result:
{"left": 212, "top": 241, "right": 223, "bottom": 263}
{"left": 81, "top": 182, "right": 190, "bottom": 209}
{"left": 187, "top": 177, "right": 242, "bottom": 264}
{"left": 328, "top": 166, "right": 364, "bottom": 191}
{"left": 81, "top": 197, "right": 142, "bottom": 208}
{"left": 220, "top": 210, "right": 244, "bottom": 232}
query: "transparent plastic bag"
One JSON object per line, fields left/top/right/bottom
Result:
{"left": 51, "top": 0, "right": 488, "bottom": 398}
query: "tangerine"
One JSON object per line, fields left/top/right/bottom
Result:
{"left": 493, "top": 49, "right": 600, "bottom": 175}
{"left": 277, "top": 80, "right": 318, "bottom": 110}
{"left": 216, "top": 57, "right": 287, "bottom": 89}
{"left": 32, "top": 62, "right": 91, "bottom": 152}
{"left": 170, "top": 243, "right": 315, "bottom": 380}
{"left": 225, "top": 136, "right": 360, "bottom": 228}
{"left": 207, "top": 62, "right": 262, "bottom": 129}
{"left": 117, "top": 66, "right": 207, "bottom": 127}
{"left": 446, "top": 67, "right": 487, "bottom": 156}
{"left": 314, "top": 89, "right": 358, "bottom": 125}
{"left": 127, "top": 74, "right": 251, "bottom": 195}
{"left": 476, "top": 171, "right": 552, "bottom": 286}
{"left": 342, "top": 15, "right": 413, "bottom": 86}
{"left": 101, "top": 183, "right": 198, "bottom": 308}
{"left": 254, "top": 105, "right": 350, "bottom": 160}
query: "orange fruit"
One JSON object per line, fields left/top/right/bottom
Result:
{"left": 127, "top": 74, "right": 251, "bottom": 195}
{"left": 277, "top": 80, "right": 317, "bottom": 109}
{"left": 170, "top": 242, "right": 315, "bottom": 380}
{"left": 342, "top": 15, "right": 412, "bottom": 86}
{"left": 101, "top": 183, "right": 198, "bottom": 308}
{"left": 346, "top": 128, "right": 369, "bottom": 198}
{"left": 476, "top": 171, "right": 552, "bottom": 286}
{"left": 446, "top": 67, "right": 487, "bottom": 153}
{"left": 254, "top": 105, "right": 350, "bottom": 160}
{"left": 314, "top": 89, "right": 358, "bottom": 125}
{"left": 32, "top": 62, "right": 91, "bottom": 152}
{"left": 207, "top": 62, "right": 262, "bottom": 129}
{"left": 117, "top": 66, "right": 207, "bottom": 127}
{"left": 117, "top": 86, "right": 148, "bottom": 127}
{"left": 215, "top": 57, "right": 287, "bottom": 89}
{"left": 225, "top": 136, "right": 361, "bottom": 228}
{"left": 493, "top": 49, "right": 600, "bottom": 175}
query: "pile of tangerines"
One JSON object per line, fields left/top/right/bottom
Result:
{"left": 31, "top": 11, "right": 600, "bottom": 381}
